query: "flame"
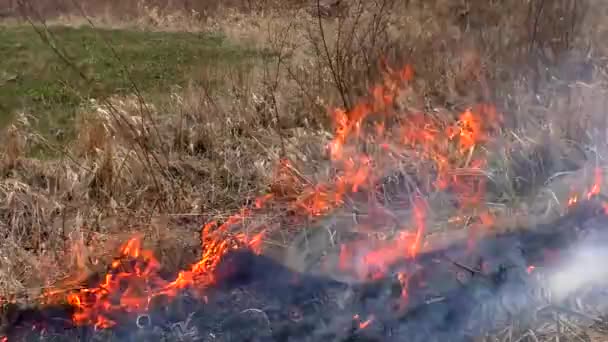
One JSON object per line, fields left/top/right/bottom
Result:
{"left": 60, "top": 215, "right": 266, "bottom": 328}
{"left": 567, "top": 168, "right": 604, "bottom": 208}
{"left": 359, "top": 317, "right": 374, "bottom": 329}
{"left": 281, "top": 64, "right": 495, "bottom": 221}
{"left": 587, "top": 167, "right": 602, "bottom": 199}
{"left": 568, "top": 194, "right": 579, "bottom": 207}
{"left": 337, "top": 198, "right": 426, "bottom": 299}
{"left": 325, "top": 66, "right": 496, "bottom": 304}
{"left": 353, "top": 314, "right": 375, "bottom": 329}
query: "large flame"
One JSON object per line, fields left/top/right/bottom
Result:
{"left": 19, "top": 63, "right": 605, "bottom": 329}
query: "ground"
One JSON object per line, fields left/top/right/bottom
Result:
{"left": 1, "top": 0, "right": 608, "bottom": 341}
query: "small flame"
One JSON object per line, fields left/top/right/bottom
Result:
{"left": 568, "top": 194, "right": 579, "bottom": 207}
{"left": 359, "top": 317, "right": 374, "bottom": 329}
{"left": 397, "top": 272, "right": 409, "bottom": 301}
{"left": 587, "top": 168, "right": 603, "bottom": 199}
{"left": 353, "top": 314, "right": 375, "bottom": 329}
{"left": 567, "top": 168, "right": 604, "bottom": 208}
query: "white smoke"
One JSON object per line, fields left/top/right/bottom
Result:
{"left": 548, "top": 232, "right": 608, "bottom": 301}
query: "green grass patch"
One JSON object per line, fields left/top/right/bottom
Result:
{"left": 0, "top": 24, "right": 261, "bottom": 142}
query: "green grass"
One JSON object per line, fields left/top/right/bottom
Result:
{"left": 0, "top": 24, "right": 261, "bottom": 142}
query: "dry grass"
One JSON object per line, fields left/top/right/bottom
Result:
{"left": 2, "top": 0, "right": 608, "bottom": 340}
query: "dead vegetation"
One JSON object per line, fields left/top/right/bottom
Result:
{"left": 2, "top": 0, "right": 608, "bottom": 340}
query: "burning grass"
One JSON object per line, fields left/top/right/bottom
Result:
{"left": 2, "top": 0, "right": 608, "bottom": 340}
{"left": 3, "top": 61, "right": 608, "bottom": 340}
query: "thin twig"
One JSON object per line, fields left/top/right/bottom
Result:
{"left": 316, "top": 0, "right": 349, "bottom": 110}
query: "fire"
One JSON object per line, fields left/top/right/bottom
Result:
{"left": 336, "top": 199, "right": 426, "bottom": 302}
{"left": 588, "top": 167, "right": 603, "bottom": 199}
{"left": 567, "top": 167, "right": 605, "bottom": 208}
{"left": 321, "top": 65, "right": 498, "bottom": 307}
{"left": 20, "top": 61, "right": 607, "bottom": 332}
{"left": 279, "top": 63, "right": 496, "bottom": 222}
{"left": 568, "top": 194, "right": 579, "bottom": 207}
{"left": 32, "top": 63, "right": 513, "bottom": 329}
{"left": 353, "top": 314, "right": 375, "bottom": 329}
{"left": 60, "top": 218, "right": 265, "bottom": 328}
{"left": 65, "top": 237, "right": 161, "bottom": 328}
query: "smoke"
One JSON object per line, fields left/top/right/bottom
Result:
{"left": 353, "top": 206, "right": 608, "bottom": 341}
{"left": 547, "top": 226, "right": 608, "bottom": 301}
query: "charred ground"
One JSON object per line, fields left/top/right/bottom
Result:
{"left": 5, "top": 201, "right": 608, "bottom": 341}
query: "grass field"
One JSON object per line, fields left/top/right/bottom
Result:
{"left": 0, "top": 24, "right": 261, "bottom": 142}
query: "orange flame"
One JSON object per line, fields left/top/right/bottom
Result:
{"left": 353, "top": 314, "right": 375, "bottom": 329}
{"left": 567, "top": 167, "right": 604, "bottom": 208}
{"left": 338, "top": 198, "right": 426, "bottom": 295}
{"left": 325, "top": 66, "right": 496, "bottom": 300}
{"left": 587, "top": 167, "right": 602, "bottom": 199}
{"left": 568, "top": 194, "right": 579, "bottom": 207}
{"left": 61, "top": 215, "right": 265, "bottom": 328}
